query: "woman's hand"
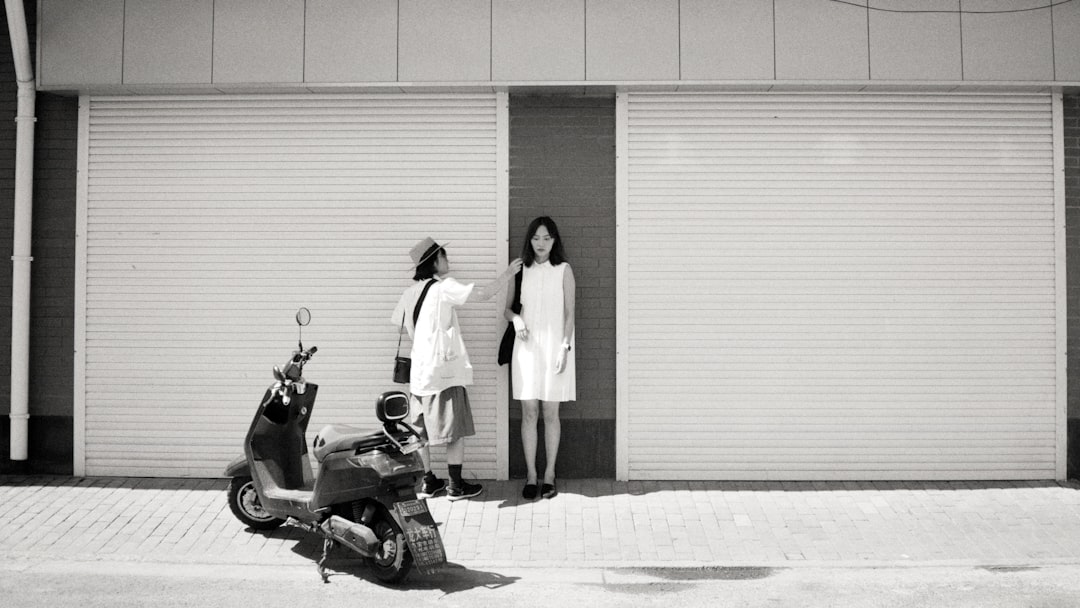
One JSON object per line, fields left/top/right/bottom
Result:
{"left": 513, "top": 315, "right": 528, "bottom": 341}
{"left": 507, "top": 258, "right": 523, "bottom": 277}
{"left": 555, "top": 348, "right": 568, "bottom": 374}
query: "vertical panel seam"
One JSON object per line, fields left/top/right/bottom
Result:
{"left": 396, "top": 0, "right": 400, "bottom": 82}
{"left": 73, "top": 96, "right": 90, "bottom": 477}
{"left": 495, "top": 91, "right": 509, "bottom": 479}
{"left": 615, "top": 92, "right": 629, "bottom": 480}
{"left": 489, "top": 0, "right": 493, "bottom": 81}
{"left": 120, "top": 0, "right": 127, "bottom": 84}
{"left": 302, "top": 0, "right": 307, "bottom": 83}
{"left": 1051, "top": 1, "right": 1057, "bottom": 81}
{"left": 1053, "top": 92, "right": 1067, "bottom": 480}
{"left": 210, "top": 0, "right": 216, "bottom": 84}
{"left": 958, "top": 0, "right": 965, "bottom": 81}
{"left": 772, "top": 0, "right": 777, "bottom": 81}
{"left": 865, "top": 0, "right": 871, "bottom": 80}
{"left": 677, "top": 0, "right": 682, "bottom": 81}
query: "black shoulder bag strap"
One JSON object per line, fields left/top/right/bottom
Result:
{"left": 511, "top": 270, "right": 523, "bottom": 314}
{"left": 395, "top": 279, "right": 438, "bottom": 358}
{"left": 413, "top": 279, "right": 438, "bottom": 326}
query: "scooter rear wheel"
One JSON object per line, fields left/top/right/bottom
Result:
{"left": 228, "top": 476, "right": 285, "bottom": 531}
{"left": 369, "top": 511, "right": 413, "bottom": 584}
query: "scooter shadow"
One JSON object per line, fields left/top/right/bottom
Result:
{"left": 254, "top": 528, "right": 519, "bottom": 592}
{"left": 320, "top": 559, "right": 519, "bottom": 593}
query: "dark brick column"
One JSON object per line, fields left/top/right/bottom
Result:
{"left": 0, "top": 3, "right": 77, "bottom": 474}
{"left": 508, "top": 95, "right": 616, "bottom": 479}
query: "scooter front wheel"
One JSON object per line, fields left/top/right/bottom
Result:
{"left": 369, "top": 511, "right": 413, "bottom": 584}
{"left": 227, "top": 476, "right": 285, "bottom": 531}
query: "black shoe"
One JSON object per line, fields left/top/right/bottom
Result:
{"left": 522, "top": 483, "right": 538, "bottom": 500}
{"left": 541, "top": 482, "right": 557, "bottom": 499}
{"left": 447, "top": 480, "right": 483, "bottom": 501}
{"left": 418, "top": 476, "right": 446, "bottom": 498}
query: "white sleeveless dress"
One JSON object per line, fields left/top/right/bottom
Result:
{"left": 511, "top": 261, "right": 576, "bottom": 402}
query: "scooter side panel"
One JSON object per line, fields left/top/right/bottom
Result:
{"left": 308, "top": 449, "right": 422, "bottom": 511}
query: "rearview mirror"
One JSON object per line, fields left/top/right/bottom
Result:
{"left": 296, "top": 307, "right": 311, "bottom": 327}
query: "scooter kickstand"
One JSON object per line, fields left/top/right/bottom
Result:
{"left": 318, "top": 537, "right": 335, "bottom": 583}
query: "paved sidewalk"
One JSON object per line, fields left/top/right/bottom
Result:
{"left": 3, "top": 476, "right": 1080, "bottom": 569}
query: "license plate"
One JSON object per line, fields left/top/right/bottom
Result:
{"left": 394, "top": 499, "right": 446, "bottom": 573}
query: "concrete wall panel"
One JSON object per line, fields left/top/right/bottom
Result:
{"left": 775, "top": 0, "right": 869, "bottom": 81}
{"left": 305, "top": 0, "right": 397, "bottom": 83}
{"left": 39, "top": 0, "right": 124, "bottom": 86}
{"left": 212, "top": 0, "right": 305, "bottom": 84}
{"left": 399, "top": 0, "right": 490, "bottom": 82}
{"left": 869, "top": 0, "right": 962, "bottom": 81}
{"left": 492, "top": 0, "right": 585, "bottom": 81}
{"left": 680, "top": 0, "right": 774, "bottom": 80}
{"left": 123, "top": 0, "right": 213, "bottom": 85}
{"left": 586, "top": 0, "right": 679, "bottom": 81}
{"left": 34, "top": 0, "right": 1080, "bottom": 89}
{"left": 1054, "top": 2, "right": 1080, "bottom": 81}
{"left": 962, "top": 0, "right": 1054, "bottom": 81}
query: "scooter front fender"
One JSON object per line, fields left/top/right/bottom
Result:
{"left": 223, "top": 454, "right": 250, "bottom": 478}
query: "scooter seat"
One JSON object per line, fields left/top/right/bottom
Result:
{"left": 313, "top": 424, "right": 388, "bottom": 462}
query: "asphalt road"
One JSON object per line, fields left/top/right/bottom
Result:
{"left": 3, "top": 558, "right": 1080, "bottom": 608}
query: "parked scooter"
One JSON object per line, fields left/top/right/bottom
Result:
{"left": 224, "top": 308, "right": 446, "bottom": 584}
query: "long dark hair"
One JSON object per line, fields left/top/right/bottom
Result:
{"left": 521, "top": 216, "right": 567, "bottom": 267}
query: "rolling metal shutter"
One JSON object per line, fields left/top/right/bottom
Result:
{"left": 78, "top": 94, "right": 503, "bottom": 477}
{"left": 619, "top": 92, "right": 1061, "bottom": 480}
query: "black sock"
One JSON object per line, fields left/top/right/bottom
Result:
{"left": 448, "top": 464, "right": 463, "bottom": 486}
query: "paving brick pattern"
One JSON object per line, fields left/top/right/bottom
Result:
{"left": 3, "top": 476, "right": 1080, "bottom": 568}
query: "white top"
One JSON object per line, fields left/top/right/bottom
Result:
{"left": 392, "top": 276, "right": 475, "bottom": 396}
{"left": 512, "top": 261, "right": 576, "bottom": 402}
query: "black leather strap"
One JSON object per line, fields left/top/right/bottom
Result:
{"left": 413, "top": 279, "right": 437, "bottom": 326}
{"left": 396, "top": 279, "right": 437, "bottom": 357}
{"left": 510, "top": 270, "right": 522, "bottom": 314}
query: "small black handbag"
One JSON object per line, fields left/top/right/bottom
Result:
{"left": 393, "top": 279, "right": 436, "bottom": 383}
{"left": 497, "top": 271, "right": 523, "bottom": 366}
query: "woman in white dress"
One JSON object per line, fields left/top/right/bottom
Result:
{"left": 506, "top": 217, "right": 576, "bottom": 500}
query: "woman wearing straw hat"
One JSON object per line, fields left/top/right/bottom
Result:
{"left": 392, "top": 237, "right": 522, "bottom": 500}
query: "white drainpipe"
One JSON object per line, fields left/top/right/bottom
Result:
{"left": 5, "top": 0, "right": 35, "bottom": 468}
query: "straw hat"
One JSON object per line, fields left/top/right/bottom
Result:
{"left": 409, "top": 236, "right": 448, "bottom": 267}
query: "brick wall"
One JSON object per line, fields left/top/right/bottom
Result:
{"left": 1066, "top": 94, "right": 1080, "bottom": 477}
{"left": 0, "top": 6, "right": 17, "bottom": 420}
{"left": 0, "top": 3, "right": 78, "bottom": 473}
{"left": 507, "top": 95, "right": 616, "bottom": 477}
